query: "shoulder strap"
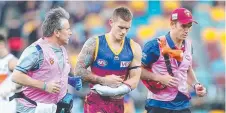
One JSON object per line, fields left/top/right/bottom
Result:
{"left": 157, "top": 37, "right": 174, "bottom": 76}
{"left": 163, "top": 54, "right": 174, "bottom": 76}
{"left": 9, "top": 92, "right": 37, "bottom": 106}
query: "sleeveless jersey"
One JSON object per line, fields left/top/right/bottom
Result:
{"left": 91, "top": 34, "right": 134, "bottom": 85}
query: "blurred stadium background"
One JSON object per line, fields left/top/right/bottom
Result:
{"left": 0, "top": 1, "right": 225, "bottom": 113}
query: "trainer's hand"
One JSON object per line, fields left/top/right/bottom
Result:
{"left": 45, "top": 81, "right": 61, "bottom": 94}
{"left": 102, "top": 74, "right": 123, "bottom": 86}
{"left": 195, "top": 84, "right": 207, "bottom": 97}
{"left": 68, "top": 76, "right": 82, "bottom": 91}
{"left": 159, "top": 74, "right": 179, "bottom": 87}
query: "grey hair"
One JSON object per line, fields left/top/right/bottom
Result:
{"left": 42, "top": 7, "right": 70, "bottom": 37}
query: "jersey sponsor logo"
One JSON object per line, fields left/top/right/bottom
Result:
{"left": 185, "top": 55, "right": 190, "bottom": 61}
{"left": 142, "top": 52, "right": 147, "bottom": 60}
{"left": 120, "top": 61, "right": 131, "bottom": 67}
{"left": 97, "top": 59, "right": 108, "bottom": 67}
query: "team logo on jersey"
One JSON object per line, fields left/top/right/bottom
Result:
{"left": 49, "top": 58, "right": 54, "bottom": 65}
{"left": 184, "top": 10, "right": 191, "bottom": 17}
{"left": 97, "top": 59, "right": 108, "bottom": 67}
{"left": 114, "top": 56, "right": 119, "bottom": 60}
{"left": 185, "top": 55, "right": 190, "bottom": 61}
{"left": 120, "top": 61, "right": 131, "bottom": 67}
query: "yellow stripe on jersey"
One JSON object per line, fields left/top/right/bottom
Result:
{"left": 94, "top": 36, "right": 99, "bottom": 61}
{"left": 105, "top": 33, "right": 125, "bottom": 56}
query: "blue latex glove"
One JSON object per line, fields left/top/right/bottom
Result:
{"left": 68, "top": 76, "right": 82, "bottom": 91}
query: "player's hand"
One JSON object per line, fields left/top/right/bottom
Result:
{"left": 195, "top": 83, "right": 207, "bottom": 97}
{"left": 159, "top": 74, "right": 179, "bottom": 87}
{"left": 45, "top": 81, "right": 61, "bottom": 94}
{"left": 102, "top": 74, "right": 123, "bottom": 86}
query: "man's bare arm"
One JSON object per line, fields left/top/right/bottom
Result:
{"left": 74, "top": 37, "right": 123, "bottom": 85}
{"left": 12, "top": 70, "right": 44, "bottom": 90}
{"left": 140, "top": 66, "right": 160, "bottom": 81}
{"left": 187, "top": 66, "right": 199, "bottom": 87}
{"left": 123, "top": 41, "right": 142, "bottom": 89}
{"left": 74, "top": 37, "right": 101, "bottom": 83}
{"left": 8, "top": 57, "right": 18, "bottom": 72}
{"left": 187, "top": 65, "right": 207, "bottom": 97}
{"left": 141, "top": 64, "right": 179, "bottom": 87}
{"left": 91, "top": 42, "right": 142, "bottom": 96}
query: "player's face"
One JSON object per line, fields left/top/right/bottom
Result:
{"left": 173, "top": 22, "right": 192, "bottom": 40}
{"left": 57, "top": 19, "right": 72, "bottom": 45}
{"left": 0, "top": 41, "right": 5, "bottom": 49}
{"left": 110, "top": 17, "right": 131, "bottom": 41}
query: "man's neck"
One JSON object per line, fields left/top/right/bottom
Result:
{"left": 170, "top": 32, "right": 183, "bottom": 48}
{"left": 107, "top": 32, "right": 123, "bottom": 45}
{"left": 43, "top": 37, "right": 61, "bottom": 48}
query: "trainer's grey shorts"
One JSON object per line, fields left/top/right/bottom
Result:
{"left": 16, "top": 100, "right": 36, "bottom": 113}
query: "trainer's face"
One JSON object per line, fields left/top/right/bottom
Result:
{"left": 56, "top": 19, "right": 72, "bottom": 45}
{"left": 0, "top": 41, "right": 6, "bottom": 49}
{"left": 110, "top": 17, "right": 131, "bottom": 41}
{"left": 172, "top": 22, "right": 192, "bottom": 40}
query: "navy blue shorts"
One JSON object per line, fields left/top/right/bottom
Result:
{"left": 146, "top": 106, "right": 191, "bottom": 113}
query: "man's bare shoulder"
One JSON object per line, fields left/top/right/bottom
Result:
{"left": 79, "top": 37, "right": 97, "bottom": 56}
{"left": 75, "top": 37, "right": 97, "bottom": 69}
{"left": 130, "top": 39, "right": 142, "bottom": 53}
{"left": 83, "top": 37, "right": 97, "bottom": 48}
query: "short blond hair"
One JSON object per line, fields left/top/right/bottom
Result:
{"left": 113, "top": 6, "right": 133, "bottom": 22}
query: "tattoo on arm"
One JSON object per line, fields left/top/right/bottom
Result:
{"left": 74, "top": 37, "right": 104, "bottom": 84}
{"left": 74, "top": 37, "right": 95, "bottom": 77}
